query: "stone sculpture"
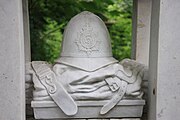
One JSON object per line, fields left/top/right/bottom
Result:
{"left": 30, "top": 11, "right": 146, "bottom": 119}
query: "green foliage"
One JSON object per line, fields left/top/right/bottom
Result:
{"left": 107, "top": 0, "right": 133, "bottom": 60}
{"left": 29, "top": 0, "right": 132, "bottom": 63}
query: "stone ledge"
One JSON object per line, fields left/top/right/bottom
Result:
{"left": 31, "top": 99, "right": 145, "bottom": 119}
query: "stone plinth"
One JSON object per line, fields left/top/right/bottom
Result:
{"left": 32, "top": 99, "right": 145, "bottom": 119}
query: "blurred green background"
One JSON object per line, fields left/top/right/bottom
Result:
{"left": 29, "top": 0, "right": 133, "bottom": 63}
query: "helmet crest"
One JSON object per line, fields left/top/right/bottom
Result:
{"left": 75, "top": 17, "right": 101, "bottom": 55}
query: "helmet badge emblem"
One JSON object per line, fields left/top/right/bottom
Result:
{"left": 75, "top": 20, "right": 101, "bottom": 56}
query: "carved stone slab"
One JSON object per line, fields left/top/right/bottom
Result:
{"left": 32, "top": 99, "right": 145, "bottom": 119}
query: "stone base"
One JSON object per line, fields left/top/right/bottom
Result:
{"left": 31, "top": 99, "right": 145, "bottom": 119}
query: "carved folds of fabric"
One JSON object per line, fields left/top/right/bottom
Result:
{"left": 32, "top": 59, "right": 145, "bottom": 101}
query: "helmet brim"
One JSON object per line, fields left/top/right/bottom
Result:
{"left": 55, "top": 57, "right": 118, "bottom": 72}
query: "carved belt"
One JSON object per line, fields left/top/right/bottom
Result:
{"left": 102, "top": 77, "right": 127, "bottom": 114}
{"left": 32, "top": 61, "right": 78, "bottom": 116}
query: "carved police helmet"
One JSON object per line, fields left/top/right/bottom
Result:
{"left": 56, "top": 11, "right": 118, "bottom": 71}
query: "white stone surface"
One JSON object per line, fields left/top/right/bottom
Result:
{"left": 22, "top": 0, "right": 34, "bottom": 118}
{"left": 132, "top": 0, "right": 151, "bottom": 66}
{"left": 0, "top": 0, "right": 25, "bottom": 120}
{"left": 32, "top": 100, "right": 145, "bottom": 119}
{"left": 31, "top": 59, "right": 145, "bottom": 118}
{"left": 149, "top": 0, "right": 180, "bottom": 120}
{"left": 132, "top": 1, "right": 151, "bottom": 119}
{"left": 23, "top": 0, "right": 31, "bottom": 63}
